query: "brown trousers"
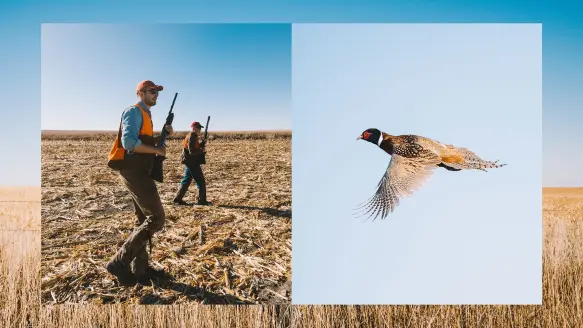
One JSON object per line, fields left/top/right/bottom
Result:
{"left": 112, "top": 168, "right": 166, "bottom": 277}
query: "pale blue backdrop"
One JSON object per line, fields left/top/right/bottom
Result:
{"left": 292, "top": 23, "right": 542, "bottom": 304}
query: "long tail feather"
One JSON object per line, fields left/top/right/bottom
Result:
{"left": 445, "top": 147, "right": 507, "bottom": 171}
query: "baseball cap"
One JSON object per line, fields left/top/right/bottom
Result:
{"left": 191, "top": 121, "right": 204, "bottom": 128}
{"left": 136, "top": 80, "right": 163, "bottom": 92}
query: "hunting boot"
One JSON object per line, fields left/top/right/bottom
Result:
{"left": 131, "top": 243, "right": 150, "bottom": 284}
{"left": 197, "top": 199, "right": 212, "bottom": 206}
{"left": 173, "top": 182, "right": 189, "bottom": 205}
{"left": 106, "top": 225, "right": 153, "bottom": 286}
{"left": 105, "top": 246, "right": 137, "bottom": 286}
{"left": 132, "top": 243, "right": 173, "bottom": 284}
{"left": 143, "top": 265, "right": 173, "bottom": 283}
{"left": 196, "top": 180, "right": 212, "bottom": 206}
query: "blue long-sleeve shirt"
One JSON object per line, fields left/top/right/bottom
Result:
{"left": 120, "top": 101, "right": 152, "bottom": 152}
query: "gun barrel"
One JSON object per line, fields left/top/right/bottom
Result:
{"left": 203, "top": 116, "right": 211, "bottom": 141}
{"left": 151, "top": 92, "right": 178, "bottom": 182}
{"left": 170, "top": 93, "right": 178, "bottom": 112}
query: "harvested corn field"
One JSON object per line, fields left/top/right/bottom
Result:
{"left": 40, "top": 130, "right": 292, "bottom": 305}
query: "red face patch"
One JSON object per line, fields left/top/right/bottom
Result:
{"left": 363, "top": 131, "right": 371, "bottom": 140}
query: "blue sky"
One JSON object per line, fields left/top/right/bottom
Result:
{"left": 292, "top": 23, "right": 541, "bottom": 304}
{"left": 1, "top": 1, "right": 580, "bottom": 187}
{"left": 41, "top": 23, "right": 291, "bottom": 132}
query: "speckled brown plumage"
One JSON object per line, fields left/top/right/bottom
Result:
{"left": 355, "top": 128, "right": 507, "bottom": 220}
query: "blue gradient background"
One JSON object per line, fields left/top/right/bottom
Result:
{"left": 41, "top": 24, "right": 291, "bottom": 132}
{"left": 0, "top": 0, "right": 578, "bottom": 305}
{"left": 292, "top": 23, "right": 541, "bottom": 304}
{"left": 1, "top": 1, "right": 579, "bottom": 187}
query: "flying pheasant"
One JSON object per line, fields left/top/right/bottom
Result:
{"left": 354, "top": 128, "right": 506, "bottom": 221}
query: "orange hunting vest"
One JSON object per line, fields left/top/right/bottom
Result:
{"left": 183, "top": 132, "right": 201, "bottom": 150}
{"left": 107, "top": 103, "right": 155, "bottom": 171}
{"left": 180, "top": 132, "right": 204, "bottom": 165}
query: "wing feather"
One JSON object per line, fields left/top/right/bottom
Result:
{"left": 354, "top": 150, "right": 441, "bottom": 221}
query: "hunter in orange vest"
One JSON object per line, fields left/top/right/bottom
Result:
{"left": 173, "top": 121, "right": 211, "bottom": 206}
{"left": 107, "top": 102, "right": 156, "bottom": 172}
{"left": 105, "top": 80, "right": 175, "bottom": 286}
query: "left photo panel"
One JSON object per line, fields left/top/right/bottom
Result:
{"left": 40, "top": 23, "right": 292, "bottom": 305}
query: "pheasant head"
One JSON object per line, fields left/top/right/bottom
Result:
{"left": 357, "top": 128, "right": 382, "bottom": 145}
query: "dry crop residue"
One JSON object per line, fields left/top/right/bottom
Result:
{"left": 40, "top": 131, "right": 291, "bottom": 305}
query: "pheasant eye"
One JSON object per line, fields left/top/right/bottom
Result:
{"left": 363, "top": 132, "right": 371, "bottom": 139}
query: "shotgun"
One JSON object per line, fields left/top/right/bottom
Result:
{"left": 200, "top": 116, "right": 210, "bottom": 164}
{"left": 150, "top": 92, "right": 177, "bottom": 182}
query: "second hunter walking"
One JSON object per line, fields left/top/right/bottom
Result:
{"left": 173, "top": 119, "right": 212, "bottom": 206}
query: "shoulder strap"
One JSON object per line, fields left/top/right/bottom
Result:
{"left": 116, "top": 112, "right": 124, "bottom": 148}
{"left": 134, "top": 103, "right": 147, "bottom": 131}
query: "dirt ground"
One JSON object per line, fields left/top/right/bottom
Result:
{"left": 40, "top": 131, "right": 291, "bottom": 305}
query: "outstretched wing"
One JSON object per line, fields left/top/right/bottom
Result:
{"left": 354, "top": 150, "right": 441, "bottom": 221}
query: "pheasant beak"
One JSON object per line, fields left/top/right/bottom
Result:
{"left": 356, "top": 135, "right": 362, "bottom": 140}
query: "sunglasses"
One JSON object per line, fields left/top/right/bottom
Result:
{"left": 143, "top": 89, "right": 159, "bottom": 95}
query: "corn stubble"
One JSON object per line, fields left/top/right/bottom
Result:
{"left": 40, "top": 131, "right": 291, "bottom": 306}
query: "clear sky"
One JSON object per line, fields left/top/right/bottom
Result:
{"left": 292, "top": 24, "right": 542, "bottom": 304}
{"left": 41, "top": 23, "right": 291, "bottom": 132}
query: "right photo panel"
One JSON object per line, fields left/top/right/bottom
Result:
{"left": 292, "top": 23, "right": 542, "bottom": 304}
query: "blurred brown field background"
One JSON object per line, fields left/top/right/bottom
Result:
{"left": 0, "top": 130, "right": 581, "bottom": 326}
